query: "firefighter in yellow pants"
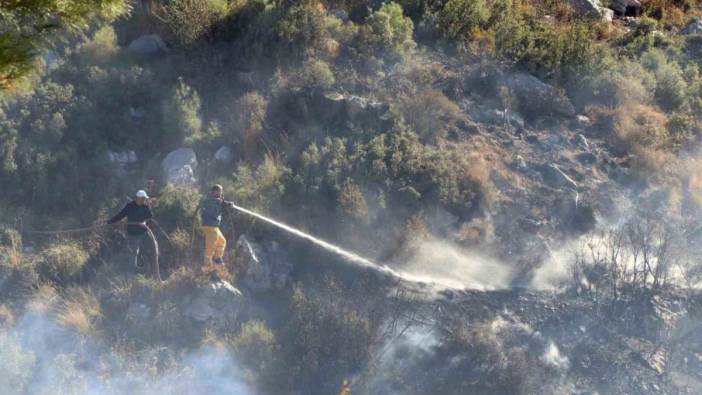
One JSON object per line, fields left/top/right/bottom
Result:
{"left": 202, "top": 226, "right": 227, "bottom": 265}
{"left": 199, "top": 184, "right": 235, "bottom": 265}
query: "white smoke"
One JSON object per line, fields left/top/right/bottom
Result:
{"left": 399, "top": 240, "right": 513, "bottom": 291}
{"left": 0, "top": 312, "right": 255, "bottom": 395}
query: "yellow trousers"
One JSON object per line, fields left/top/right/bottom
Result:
{"left": 202, "top": 226, "right": 226, "bottom": 264}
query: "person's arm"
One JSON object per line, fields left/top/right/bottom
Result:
{"left": 107, "top": 203, "right": 129, "bottom": 224}
{"left": 145, "top": 206, "right": 154, "bottom": 221}
{"left": 222, "top": 199, "right": 236, "bottom": 209}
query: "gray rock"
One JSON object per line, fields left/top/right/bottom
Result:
{"left": 184, "top": 280, "right": 242, "bottom": 322}
{"left": 504, "top": 73, "right": 576, "bottom": 119}
{"left": 214, "top": 146, "right": 233, "bottom": 164}
{"left": 609, "top": 0, "right": 641, "bottom": 16}
{"left": 162, "top": 148, "right": 198, "bottom": 185}
{"left": 571, "top": 0, "right": 613, "bottom": 21}
{"left": 346, "top": 95, "right": 368, "bottom": 119}
{"left": 236, "top": 235, "right": 293, "bottom": 292}
{"left": 680, "top": 19, "right": 702, "bottom": 35}
{"left": 128, "top": 34, "right": 169, "bottom": 56}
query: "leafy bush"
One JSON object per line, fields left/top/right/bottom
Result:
{"left": 231, "top": 320, "right": 276, "bottom": 378}
{"left": 162, "top": 78, "right": 203, "bottom": 147}
{"left": 338, "top": 179, "right": 369, "bottom": 222}
{"left": 356, "top": 2, "right": 416, "bottom": 61}
{"left": 164, "top": 0, "right": 230, "bottom": 46}
{"left": 231, "top": 91, "right": 268, "bottom": 160}
{"left": 271, "top": 286, "right": 375, "bottom": 394}
{"left": 153, "top": 185, "right": 201, "bottom": 230}
{"left": 300, "top": 58, "right": 336, "bottom": 91}
{"left": 224, "top": 155, "right": 291, "bottom": 212}
{"left": 37, "top": 241, "right": 89, "bottom": 284}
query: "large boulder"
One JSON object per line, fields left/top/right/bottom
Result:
{"left": 503, "top": 73, "right": 576, "bottom": 119}
{"left": 235, "top": 235, "right": 293, "bottom": 293}
{"left": 162, "top": 148, "right": 198, "bottom": 185}
{"left": 183, "top": 281, "right": 242, "bottom": 322}
{"left": 571, "top": 0, "right": 613, "bottom": 21}
{"left": 128, "top": 34, "right": 169, "bottom": 56}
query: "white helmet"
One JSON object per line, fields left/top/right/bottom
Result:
{"left": 136, "top": 190, "right": 149, "bottom": 199}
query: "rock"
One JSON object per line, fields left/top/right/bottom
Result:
{"left": 236, "top": 235, "right": 293, "bottom": 293}
{"left": 570, "top": 0, "right": 613, "bottom": 21}
{"left": 504, "top": 73, "right": 576, "bottom": 119}
{"left": 214, "top": 146, "right": 233, "bottom": 164}
{"left": 128, "top": 34, "right": 169, "bottom": 56}
{"left": 680, "top": 19, "right": 702, "bottom": 35}
{"left": 514, "top": 155, "right": 527, "bottom": 169}
{"left": 162, "top": 148, "right": 198, "bottom": 185}
{"left": 346, "top": 95, "right": 368, "bottom": 119}
{"left": 609, "top": 0, "right": 641, "bottom": 16}
{"left": 184, "top": 280, "right": 242, "bottom": 322}
{"left": 317, "top": 91, "right": 389, "bottom": 124}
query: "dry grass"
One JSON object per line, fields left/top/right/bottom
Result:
{"left": 614, "top": 102, "right": 673, "bottom": 171}
{"left": 27, "top": 284, "right": 59, "bottom": 314}
{"left": 56, "top": 288, "right": 102, "bottom": 335}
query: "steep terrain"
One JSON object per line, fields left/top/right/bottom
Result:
{"left": 2, "top": 0, "right": 702, "bottom": 394}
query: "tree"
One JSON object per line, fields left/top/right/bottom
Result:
{"left": 0, "top": 0, "right": 129, "bottom": 90}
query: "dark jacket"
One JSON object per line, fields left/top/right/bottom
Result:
{"left": 200, "top": 197, "right": 233, "bottom": 227}
{"left": 108, "top": 201, "right": 153, "bottom": 236}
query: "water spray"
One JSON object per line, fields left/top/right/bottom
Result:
{"left": 229, "top": 204, "right": 415, "bottom": 281}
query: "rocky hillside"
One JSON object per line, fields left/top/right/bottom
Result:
{"left": 1, "top": 0, "right": 702, "bottom": 394}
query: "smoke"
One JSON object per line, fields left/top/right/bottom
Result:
{"left": 398, "top": 239, "right": 514, "bottom": 291}
{"left": 0, "top": 311, "right": 255, "bottom": 395}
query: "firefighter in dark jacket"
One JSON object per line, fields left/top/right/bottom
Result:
{"left": 107, "top": 190, "right": 153, "bottom": 268}
{"left": 200, "top": 184, "right": 235, "bottom": 266}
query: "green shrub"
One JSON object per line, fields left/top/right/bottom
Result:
{"left": 300, "top": 58, "right": 336, "bottom": 91}
{"left": 356, "top": 2, "right": 416, "bottom": 61}
{"left": 230, "top": 90, "right": 268, "bottom": 160}
{"left": 224, "top": 155, "right": 291, "bottom": 212}
{"left": 163, "top": 78, "right": 203, "bottom": 147}
{"left": 338, "top": 178, "right": 369, "bottom": 222}
{"left": 37, "top": 241, "right": 89, "bottom": 283}
{"left": 152, "top": 185, "right": 201, "bottom": 229}
{"left": 164, "top": 0, "right": 230, "bottom": 46}
{"left": 272, "top": 286, "right": 374, "bottom": 393}
{"left": 232, "top": 320, "right": 276, "bottom": 377}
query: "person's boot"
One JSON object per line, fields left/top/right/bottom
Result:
{"left": 213, "top": 257, "right": 224, "bottom": 265}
